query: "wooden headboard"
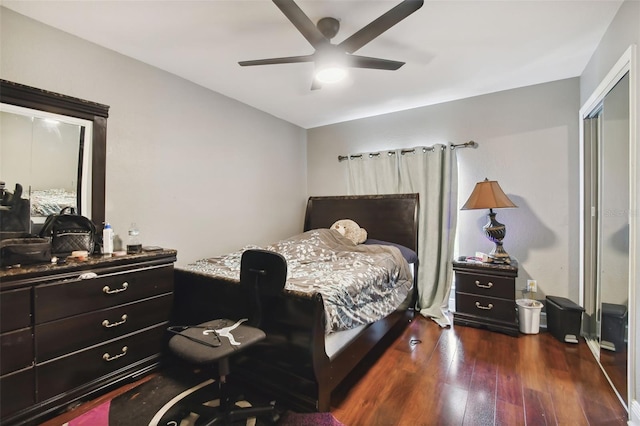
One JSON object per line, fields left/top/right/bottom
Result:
{"left": 303, "top": 194, "right": 420, "bottom": 254}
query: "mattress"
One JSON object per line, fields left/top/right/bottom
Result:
{"left": 182, "top": 229, "right": 413, "bottom": 334}
{"left": 30, "top": 188, "right": 76, "bottom": 217}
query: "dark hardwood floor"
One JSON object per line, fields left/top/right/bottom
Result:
{"left": 331, "top": 315, "right": 628, "bottom": 425}
{"left": 42, "top": 315, "right": 627, "bottom": 426}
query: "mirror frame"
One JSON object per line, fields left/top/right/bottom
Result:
{"left": 0, "top": 79, "right": 109, "bottom": 228}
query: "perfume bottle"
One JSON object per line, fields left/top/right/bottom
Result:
{"left": 126, "top": 223, "right": 142, "bottom": 254}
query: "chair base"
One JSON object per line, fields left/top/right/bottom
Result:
{"left": 202, "top": 402, "right": 278, "bottom": 426}
{"left": 200, "top": 373, "right": 279, "bottom": 425}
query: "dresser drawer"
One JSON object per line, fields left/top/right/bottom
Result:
{"left": 455, "top": 271, "right": 514, "bottom": 299}
{"left": 0, "top": 367, "right": 35, "bottom": 418}
{"left": 34, "top": 265, "right": 173, "bottom": 324}
{"left": 456, "top": 292, "right": 517, "bottom": 323}
{"left": 1, "top": 287, "right": 32, "bottom": 333}
{"left": 36, "top": 293, "right": 173, "bottom": 362}
{"left": 1, "top": 327, "right": 33, "bottom": 375}
{"left": 36, "top": 323, "right": 167, "bottom": 401}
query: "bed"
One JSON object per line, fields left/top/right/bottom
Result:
{"left": 30, "top": 188, "right": 76, "bottom": 218}
{"left": 172, "top": 194, "right": 420, "bottom": 412}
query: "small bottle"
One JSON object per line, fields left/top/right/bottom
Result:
{"left": 103, "top": 223, "right": 114, "bottom": 255}
{"left": 126, "top": 223, "right": 142, "bottom": 254}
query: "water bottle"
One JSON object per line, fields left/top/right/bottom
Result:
{"left": 126, "top": 223, "right": 142, "bottom": 254}
{"left": 103, "top": 223, "right": 114, "bottom": 255}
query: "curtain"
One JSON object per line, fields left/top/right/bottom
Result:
{"left": 347, "top": 152, "right": 399, "bottom": 194}
{"left": 346, "top": 145, "right": 458, "bottom": 327}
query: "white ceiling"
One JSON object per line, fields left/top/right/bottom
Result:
{"left": 2, "top": 0, "right": 623, "bottom": 129}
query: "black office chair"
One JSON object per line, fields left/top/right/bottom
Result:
{"left": 168, "top": 249, "right": 287, "bottom": 425}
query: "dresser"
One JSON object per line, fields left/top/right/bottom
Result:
{"left": 0, "top": 249, "right": 177, "bottom": 425}
{"left": 452, "top": 258, "right": 519, "bottom": 336}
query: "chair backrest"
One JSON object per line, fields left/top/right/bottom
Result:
{"left": 239, "top": 249, "right": 287, "bottom": 327}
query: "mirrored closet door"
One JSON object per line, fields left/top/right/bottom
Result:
{"left": 582, "top": 66, "right": 631, "bottom": 409}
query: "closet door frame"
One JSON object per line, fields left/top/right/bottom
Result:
{"left": 579, "top": 44, "right": 637, "bottom": 413}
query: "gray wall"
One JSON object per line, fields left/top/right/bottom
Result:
{"left": 0, "top": 7, "right": 308, "bottom": 266}
{"left": 579, "top": 0, "right": 640, "bottom": 416}
{"left": 2, "top": 0, "right": 638, "bottom": 415}
{"left": 308, "top": 78, "right": 581, "bottom": 301}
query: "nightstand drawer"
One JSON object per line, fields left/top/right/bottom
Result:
{"left": 456, "top": 292, "right": 516, "bottom": 323}
{"left": 456, "top": 271, "right": 513, "bottom": 299}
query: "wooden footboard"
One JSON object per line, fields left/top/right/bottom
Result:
{"left": 313, "top": 300, "right": 414, "bottom": 411}
{"left": 173, "top": 268, "right": 326, "bottom": 407}
{"left": 172, "top": 268, "right": 414, "bottom": 412}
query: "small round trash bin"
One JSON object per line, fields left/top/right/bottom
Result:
{"left": 516, "top": 299, "right": 544, "bottom": 334}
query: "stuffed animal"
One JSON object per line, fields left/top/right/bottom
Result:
{"left": 330, "top": 219, "right": 368, "bottom": 245}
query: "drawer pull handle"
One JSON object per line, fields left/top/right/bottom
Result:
{"left": 103, "top": 282, "right": 128, "bottom": 294}
{"left": 103, "top": 346, "right": 128, "bottom": 362}
{"left": 102, "top": 314, "right": 128, "bottom": 328}
{"left": 475, "top": 302, "right": 494, "bottom": 310}
{"left": 475, "top": 280, "right": 493, "bottom": 289}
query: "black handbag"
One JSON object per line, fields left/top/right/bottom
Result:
{"left": 39, "top": 207, "right": 97, "bottom": 255}
{"left": 0, "top": 237, "right": 52, "bottom": 267}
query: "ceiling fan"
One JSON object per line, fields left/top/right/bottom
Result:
{"left": 239, "top": 0, "right": 424, "bottom": 90}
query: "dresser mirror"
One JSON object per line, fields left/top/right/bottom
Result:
{"left": 0, "top": 80, "right": 109, "bottom": 234}
{"left": 581, "top": 47, "right": 633, "bottom": 410}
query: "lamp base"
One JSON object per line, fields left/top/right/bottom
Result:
{"left": 483, "top": 209, "right": 511, "bottom": 264}
{"left": 488, "top": 243, "right": 511, "bottom": 264}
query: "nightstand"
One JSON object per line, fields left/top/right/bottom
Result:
{"left": 452, "top": 258, "right": 519, "bottom": 336}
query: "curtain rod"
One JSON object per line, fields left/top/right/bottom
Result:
{"left": 337, "top": 140, "right": 478, "bottom": 162}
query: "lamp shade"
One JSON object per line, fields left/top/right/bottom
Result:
{"left": 461, "top": 178, "right": 517, "bottom": 210}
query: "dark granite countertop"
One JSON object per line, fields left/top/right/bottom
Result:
{"left": 452, "top": 256, "right": 519, "bottom": 273}
{"left": 1, "top": 249, "right": 177, "bottom": 288}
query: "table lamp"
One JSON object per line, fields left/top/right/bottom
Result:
{"left": 461, "top": 178, "right": 517, "bottom": 263}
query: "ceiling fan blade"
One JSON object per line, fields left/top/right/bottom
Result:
{"left": 239, "top": 55, "right": 315, "bottom": 66}
{"left": 272, "top": 0, "right": 328, "bottom": 49}
{"left": 349, "top": 55, "right": 405, "bottom": 70}
{"left": 339, "top": 0, "right": 424, "bottom": 54}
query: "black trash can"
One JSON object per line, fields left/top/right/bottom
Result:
{"left": 546, "top": 296, "right": 584, "bottom": 343}
{"left": 601, "top": 303, "right": 627, "bottom": 352}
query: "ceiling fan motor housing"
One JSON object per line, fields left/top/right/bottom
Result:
{"left": 317, "top": 17, "right": 340, "bottom": 40}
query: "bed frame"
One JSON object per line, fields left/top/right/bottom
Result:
{"left": 172, "top": 194, "right": 419, "bottom": 412}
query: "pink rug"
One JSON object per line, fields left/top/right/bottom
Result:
{"left": 67, "top": 400, "right": 110, "bottom": 425}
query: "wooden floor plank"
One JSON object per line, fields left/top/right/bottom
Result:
{"left": 462, "top": 337, "right": 498, "bottom": 425}
{"left": 523, "top": 387, "right": 557, "bottom": 425}
{"left": 495, "top": 399, "right": 525, "bottom": 426}
{"left": 544, "top": 369, "right": 589, "bottom": 425}
{"left": 445, "top": 325, "right": 480, "bottom": 391}
{"left": 494, "top": 330, "right": 524, "bottom": 408}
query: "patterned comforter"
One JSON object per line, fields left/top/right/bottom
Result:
{"left": 182, "top": 229, "right": 413, "bottom": 334}
{"left": 30, "top": 189, "right": 76, "bottom": 217}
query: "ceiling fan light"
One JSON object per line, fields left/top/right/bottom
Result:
{"left": 315, "top": 66, "right": 348, "bottom": 84}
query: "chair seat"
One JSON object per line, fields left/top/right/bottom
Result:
{"left": 169, "top": 319, "right": 266, "bottom": 365}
